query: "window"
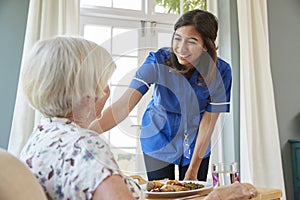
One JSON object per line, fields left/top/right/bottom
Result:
{"left": 82, "top": 0, "right": 142, "bottom": 10}
{"left": 155, "top": 0, "right": 206, "bottom": 14}
{"left": 80, "top": 0, "right": 206, "bottom": 178}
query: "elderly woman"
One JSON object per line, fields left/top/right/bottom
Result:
{"left": 19, "top": 36, "right": 143, "bottom": 199}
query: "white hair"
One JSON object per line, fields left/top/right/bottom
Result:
{"left": 22, "top": 36, "right": 116, "bottom": 117}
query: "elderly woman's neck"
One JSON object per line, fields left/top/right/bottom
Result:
{"left": 65, "top": 112, "right": 94, "bottom": 129}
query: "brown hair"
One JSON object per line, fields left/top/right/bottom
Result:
{"left": 166, "top": 9, "right": 218, "bottom": 86}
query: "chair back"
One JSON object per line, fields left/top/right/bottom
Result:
{"left": 0, "top": 148, "right": 47, "bottom": 200}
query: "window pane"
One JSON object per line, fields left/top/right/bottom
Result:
{"left": 81, "top": 0, "right": 111, "bottom": 7}
{"left": 111, "top": 56, "right": 137, "bottom": 85}
{"left": 81, "top": 0, "right": 142, "bottom": 10}
{"left": 183, "top": 0, "right": 206, "bottom": 11}
{"left": 83, "top": 25, "right": 111, "bottom": 52}
{"left": 111, "top": 148, "right": 141, "bottom": 174}
{"left": 109, "top": 117, "right": 138, "bottom": 148}
{"left": 112, "top": 28, "right": 138, "bottom": 56}
{"left": 113, "top": 0, "right": 142, "bottom": 10}
{"left": 157, "top": 32, "right": 172, "bottom": 48}
{"left": 155, "top": 0, "right": 179, "bottom": 14}
{"left": 110, "top": 129, "right": 136, "bottom": 147}
{"left": 155, "top": 0, "right": 206, "bottom": 14}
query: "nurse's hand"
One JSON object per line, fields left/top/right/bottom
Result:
{"left": 183, "top": 168, "right": 198, "bottom": 181}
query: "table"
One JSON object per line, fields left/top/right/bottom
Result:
{"left": 145, "top": 186, "right": 282, "bottom": 200}
{"left": 131, "top": 175, "right": 282, "bottom": 200}
{"left": 254, "top": 187, "right": 282, "bottom": 200}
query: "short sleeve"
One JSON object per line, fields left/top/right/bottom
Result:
{"left": 73, "top": 133, "right": 121, "bottom": 199}
{"left": 206, "top": 59, "right": 232, "bottom": 113}
{"left": 129, "top": 49, "right": 166, "bottom": 95}
{"left": 76, "top": 132, "right": 144, "bottom": 199}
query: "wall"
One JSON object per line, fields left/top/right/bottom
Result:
{"left": 267, "top": 0, "right": 300, "bottom": 199}
{"left": 0, "top": 0, "right": 29, "bottom": 149}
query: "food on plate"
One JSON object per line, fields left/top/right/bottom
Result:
{"left": 183, "top": 182, "right": 205, "bottom": 190}
{"left": 160, "top": 184, "right": 189, "bottom": 192}
{"left": 146, "top": 180, "right": 164, "bottom": 191}
{"left": 146, "top": 180, "right": 204, "bottom": 192}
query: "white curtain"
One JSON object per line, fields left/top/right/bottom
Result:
{"left": 237, "top": 0, "right": 286, "bottom": 199}
{"left": 8, "top": 0, "right": 80, "bottom": 157}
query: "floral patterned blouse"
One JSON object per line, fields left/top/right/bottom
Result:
{"left": 20, "top": 117, "right": 144, "bottom": 200}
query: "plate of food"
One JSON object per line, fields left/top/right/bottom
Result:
{"left": 140, "top": 179, "right": 213, "bottom": 198}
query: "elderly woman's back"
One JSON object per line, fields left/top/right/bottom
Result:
{"left": 19, "top": 36, "right": 143, "bottom": 200}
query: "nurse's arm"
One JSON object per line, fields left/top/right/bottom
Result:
{"left": 184, "top": 111, "right": 219, "bottom": 180}
{"left": 90, "top": 88, "right": 143, "bottom": 133}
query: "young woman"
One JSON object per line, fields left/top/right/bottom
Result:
{"left": 93, "top": 9, "right": 232, "bottom": 182}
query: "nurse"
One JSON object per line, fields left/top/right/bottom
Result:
{"left": 94, "top": 9, "right": 232, "bottom": 181}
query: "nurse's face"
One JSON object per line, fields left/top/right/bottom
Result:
{"left": 172, "top": 25, "right": 206, "bottom": 69}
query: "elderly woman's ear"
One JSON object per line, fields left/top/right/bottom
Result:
{"left": 78, "top": 87, "right": 110, "bottom": 122}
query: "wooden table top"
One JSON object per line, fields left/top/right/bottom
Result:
{"left": 130, "top": 176, "right": 282, "bottom": 200}
{"left": 145, "top": 185, "right": 282, "bottom": 200}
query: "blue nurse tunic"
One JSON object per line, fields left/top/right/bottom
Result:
{"left": 129, "top": 48, "right": 232, "bottom": 166}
